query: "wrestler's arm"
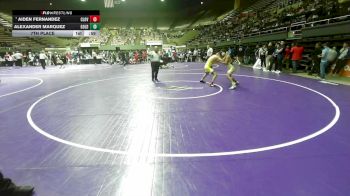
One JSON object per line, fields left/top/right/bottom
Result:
{"left": 218, "top": 55, "right": 230, "bottom": 64}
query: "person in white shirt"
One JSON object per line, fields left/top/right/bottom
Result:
{"left": 13, "top": 51, "right": 23, "bottom": 67}
{"left": 186, "top": 49, "right": 192, "bottom": 62}
{"left": 28, "top": 52, "right": 34, "bottom": 66}
{"left": 47, "top": 52, "right": 52, "bottom": 66}
{"left": 319, "top": 43, "right": 330, "bottom": 79}
{"left": 5, "top": 52, "right": 13, "bottom": 67}
{"left": 327, "top": 46, "right": 338, "bottom": 67}
{"left": 206, "top": 45, "right": 213, "bottom": 59}
{"left": 332, "top": 42, "right": 349, "bottom": 75}
{"left": 259, "top": 45, "right": 268, "bottom": 71}
{"left": 39, "top": 51, "right": 47, "bottom": 70}
{"left": 149, "top": 46, "right": 161, "bottom": 82}
{"left": 193, "top": 48, "right": 198, "bottom": 62}
{"left": 92, "top": 50, "right": 97, "bottom": 64}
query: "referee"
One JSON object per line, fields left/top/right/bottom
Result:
{"left": 149, "top": 47, "right": 161, "bottom": 82}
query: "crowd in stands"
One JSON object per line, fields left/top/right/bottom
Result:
{"left": 0, "top": 42, "right": 12, "bottom": 47}
{"left": 110, "top": 28, "right": 139, "bottom": 45}
{"left": 239, "top": 0, "right": 350, "bottom": 33}
{"left": 189, "top": 0, "right": 350, "bottom": 46}
{"left": 85, "top": 28, "right": 110, "bottom": 43}
{"left": 83, "top": 27, "right": 186, "bottom": 46}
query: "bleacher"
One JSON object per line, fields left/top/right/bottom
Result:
{"left": 186, "top": 0, "right": 350, "bottom": 48}
{"left": 0, "top": 27, "right": 45, "bottom": 49}
{"left": 0, "top": 0, "right": 349, "bottom": 51}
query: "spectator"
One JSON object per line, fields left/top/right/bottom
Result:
{"left": 319, "top": 42, "right": 330, "bottom": 79}
{"left": 134, "top": 51, "right": 139, "bottom": 63}
{"left": 253, "top": 45, "right": 262, "bottom": 69}
{"left": 92, "top": 50, "right": 97, "bottom": 64}
{"left": 193, "top": 48, "right": 198, "bottom": 62}
{"left": 4, "top": 52, "right": 11, "bottom": 67}
{"left": 237, "top": 45, "right": 244, "bottom": 65}
{"left": 0, "top": 55, "right": 4, "bottom": 66}
{"left": 142, "top": 50, "right": 148, "bottom": 63}
{"left": 291, "top": 42, "right": 304, "bottom": 73}
{"left": 39, "top": 50, "right": 47, "bottom": 70}
{"left": 259, "top": 44, "right": 268, "bottom": 71}
{"left": 207, "top": 45, "right": 213, "bottom": 59}
{"left": 332, "top": 42, "right": 349, "bottom": 76}
{"left": 308, "top": 42, "right": 322, "bottom": 75}
{"left": 283, "top": 45, "right": 292, "bottom": 69}
{"left": 327, "top": 46, "right": 338, "bottom": 74}
{"left": 27, "top": 52, "right": 34, "bottom": 66}
{"left": 187, "top": 49, "right": 192, "bottom": 62}
{"left": 266, "top": 42, "right": 275, "bottom": 72}
{"left": 273, "top": 43, "right": 284, "bottom": 74}
{"left": 13, "top": 51, "right": 23, "bottom": 67}
{"left": 243, "top": 46, "right": 251, "bottom": 64}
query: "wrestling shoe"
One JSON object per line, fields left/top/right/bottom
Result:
{"left": 209, "top": 83, "right": 215, "bottom": 87}
{"left": 229, "top": 84, "right": 237, "bottom": 90}
{"left": 199, "top": 80, "right": 206, "bottom": 83}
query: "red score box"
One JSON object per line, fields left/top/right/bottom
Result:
{"left": 89, "top": 15, "right": 100, "bottom": 23}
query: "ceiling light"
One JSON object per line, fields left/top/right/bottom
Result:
{"left": 201, "top": 1, "right": 203, "bottom": 4}
{"left": 81, "top": 0, "right": 86, "bottom": 2}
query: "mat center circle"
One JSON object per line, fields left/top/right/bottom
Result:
{"left": 137, "top": 80, "right": 223, "bottom": 100}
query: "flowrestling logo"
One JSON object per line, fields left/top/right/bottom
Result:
{"left": 40, "top": 11, "right": 73, "bottom": 15}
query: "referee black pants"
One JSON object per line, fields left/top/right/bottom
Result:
{"left": 40, "top": 59, "right": 46, "bottom": 69}
{"left": 151, "top": 62, "right": 160, "bottom": 81}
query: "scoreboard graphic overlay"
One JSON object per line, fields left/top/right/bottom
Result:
{"left": 12, "top": 10, "right": 100, "bottom": 37}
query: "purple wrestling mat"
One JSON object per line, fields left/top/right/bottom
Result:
{"left": 0, "top": 63, "right": 349, "bottom": 196}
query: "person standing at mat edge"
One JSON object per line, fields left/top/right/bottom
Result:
{"left": 39, "top": 51, "right": 47, "bottom": 70}
{"left": 319, "top": 42, "right": 330, "bottom": 79}
{"left": 207, "top": 45, "right": 213, "bottom": 59}
{"left": 149, "top": 46, "right": 161, "bottom": 82}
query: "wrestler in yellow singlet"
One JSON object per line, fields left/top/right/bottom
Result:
{"left": 200, "top": 53, "right": 224, "bottom": 87}
{"left": 222, "top": 52, "right": 239, "bottom": 90}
